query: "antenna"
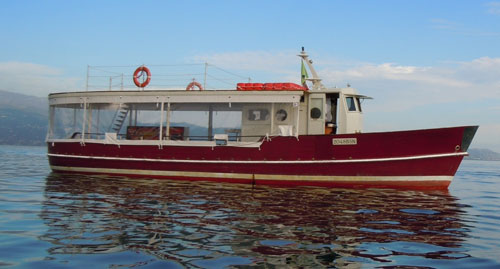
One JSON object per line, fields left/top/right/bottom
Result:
{"left": 298, "top": 48, "right": 325, "bottom": 90}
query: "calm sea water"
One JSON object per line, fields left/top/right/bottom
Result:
{"left": 1, "top": 145, "right": 500, "bottom": 268}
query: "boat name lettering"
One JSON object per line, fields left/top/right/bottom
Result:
{"left": 332, "top": 138, "right": 357, "bottom": 145}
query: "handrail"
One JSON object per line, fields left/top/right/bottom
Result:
{"left": 65, "top": 132, "right": 268, "bottom": 142}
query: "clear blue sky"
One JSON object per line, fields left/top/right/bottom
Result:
{"left": 1, "top": 0, "right": 499, "bottom": 150}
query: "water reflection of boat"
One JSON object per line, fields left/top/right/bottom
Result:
{"left": 40, "top": 173, "right": 470, "bottom": 267}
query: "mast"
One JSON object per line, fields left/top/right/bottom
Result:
{"left": 298, "top": 47, "right": 326, "bottom": 91}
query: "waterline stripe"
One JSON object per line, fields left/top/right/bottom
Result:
{"left": 47, "top": 151, "right": 467, "bottom": 164}
{"left": 50, "top": 165, "right": 453, "bottom": 183}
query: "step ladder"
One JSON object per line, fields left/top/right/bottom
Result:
{"left": 109, "top": 104, "right": 130, "bottom": 133}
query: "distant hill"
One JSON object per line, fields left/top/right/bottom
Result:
{"left": 0, "top": 90, "right": 47, "bottom": 116}
{"left": 467, "top": 148, "right": 500, "bottom": 161}
{"left": 0, "top": 90, "right": 48, "bottom": 146}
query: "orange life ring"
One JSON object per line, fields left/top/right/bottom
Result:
{"left": 133, "top": 66, "right": 151, "bottom": 88}
{"left": 186, "top": 81, "right": 203, "bottom": 91}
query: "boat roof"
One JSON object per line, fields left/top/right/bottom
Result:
{"left": 48, "top": 89, "right": 305, "bottom": 105}
{"left": 310, "top": 87, "right": 373, "bottom": 99}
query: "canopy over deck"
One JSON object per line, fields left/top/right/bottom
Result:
{"left": 49, "top": 90, "right": 304, "bottom": 105}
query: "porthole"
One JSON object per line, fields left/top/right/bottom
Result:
{"left": 276, "top": 109, "right": 287, "bottom": 121}
{"left": 310, "top": 107, "right": 321, "bottom": 119}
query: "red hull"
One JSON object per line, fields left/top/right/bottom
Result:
{"left": 47, "top": 126, "right": 477, "bottom": 190}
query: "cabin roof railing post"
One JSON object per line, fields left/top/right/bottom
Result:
{"left": 166, "top": 101, "right": 171, "bottom": 141}
{"left": 159, "top": 101, "right": 164, "bottom": 147}
{"left": 81, "top": 97, "right": 87, "bottom": 145}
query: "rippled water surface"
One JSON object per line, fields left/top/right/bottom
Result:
{"left": 1, "top": 145, "right": 500, "bottom": 268}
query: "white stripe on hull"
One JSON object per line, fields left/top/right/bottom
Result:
{"left": 47, "top": 151, "right": 467, "bottom": 164}
{"left": 50, "top": 165, "right": 453, "bottom": 183}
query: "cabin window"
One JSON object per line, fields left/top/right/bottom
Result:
{"left": 48, "top": 103, "right": 135, "bottom": 140}
{"left": 346, "top": 97, "right": 357, "bottom": 112}
{"left": 48, "top": 100, "right": 301, "bottom": 143}
{"left": 248, "top": 109, "right": 269, "bottom": 121}
{"left": 310, "top": 98, "right": 323, "bottom": 119}
{"left": 49, "top": 105, "right": 84, "bottom": 139}
{"left": 169, "top": 103, "right": 243, "bottom": 141}
{"left": 275, "top": 109, "right": 287, "bottom": 121}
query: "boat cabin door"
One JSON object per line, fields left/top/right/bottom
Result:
{"left": 307, "top": 93, "right": 326, "bottom": 135}
{"left": 325, "top": 93, "right": 339, "bottom": 134}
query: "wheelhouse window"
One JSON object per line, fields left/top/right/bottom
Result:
{"left": 346, "top": 97, "right": 357, "bottom": 112}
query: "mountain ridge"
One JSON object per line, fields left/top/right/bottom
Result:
{"left": 0, "top": 90, "right": 47, "bottom": 116}
{"left": 466, "top": 148, "right": 500, "bottom": 161}
{"left": 0, "top": 90, "right": 48, "bottom": 145}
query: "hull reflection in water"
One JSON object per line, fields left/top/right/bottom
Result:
{"left": 40, "top": 173, "right": 470, "bottom": 267}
